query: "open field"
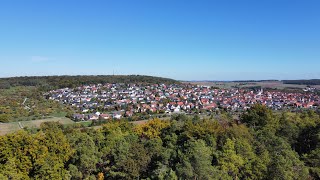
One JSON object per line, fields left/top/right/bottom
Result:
{"left": 185, "top": 81, "right": 320, "bottom": 90}
{"left": 0, "top": 117, "right": 74, "bottom": 135}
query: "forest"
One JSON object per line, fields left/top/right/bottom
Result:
{"left": 1, "top": 104, "right": 320, "bottom": 180}
{"left": 0, "top": 75, "right": 179, "bottom": 90}
{"left": 283, "top": 79, "right": 320, "bottom": 85}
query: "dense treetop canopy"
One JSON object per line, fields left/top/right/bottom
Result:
{"left": 1, "top": 106, "right": 320, "bottom": 179}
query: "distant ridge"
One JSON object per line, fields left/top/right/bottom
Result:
{"left": 184, "top": 80, "right": 280, "bottom": 83}
{"left": 283, "top": 79, "right": 320, "bottom": 85}
{"left": 0, "top": 75, "right": 179, "bottom": 90}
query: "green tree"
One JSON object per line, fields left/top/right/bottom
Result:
{"left": 67, "top": 131, "right": 101, "bottom": 179}
{"left": 35, "top": 122, "right": 74, "bottom": 179}
{"left": 0, "top": 158, "right": 26, "bottom": 180}
{"left": 303, "top": 148, "right": 320, "bottom": 179}
{"left": 218, "top": 138, "right": 244, "bottom": 179}
{"left": 256, "top": 130, "right": 309, "bottom": 180}
{"left": 0, "top": 114, "right": 10, "bottom": 123}
{"left": 241, "top": 104, "right": 275, "bottom": 129}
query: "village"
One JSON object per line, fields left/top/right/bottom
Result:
{"left": 46, "top": 83, "right": 320, "bottom": 121}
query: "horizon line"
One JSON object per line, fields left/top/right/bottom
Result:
{"left": 1, "top": 74, "right": 320, "bottom": 82}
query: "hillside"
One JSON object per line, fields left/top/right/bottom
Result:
{"left": 0, "top": 75, "right": 178, "bottom": 123}
{"left": 0, "top": 75, "right": 179, "bottom": 90}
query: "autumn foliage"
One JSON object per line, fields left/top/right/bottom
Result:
{"left": 1, "top": 106, "right": 320, "bottom": 179}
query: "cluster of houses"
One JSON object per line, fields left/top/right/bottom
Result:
{"left": 46, "top": 83, "right": 320, "bottom": 121}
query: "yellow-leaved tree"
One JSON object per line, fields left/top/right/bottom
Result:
{"left": 134, "top": 118, "right": 170, "bottom": 139}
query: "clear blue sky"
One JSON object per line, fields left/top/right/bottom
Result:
{"left": 0, "top": 0, "right": 319, "bottom": 80}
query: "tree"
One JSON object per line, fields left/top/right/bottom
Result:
{"left": 35, "top": 122, "right": 74, "bottom": 179}
{"left": 276, "top": 112, "right": 300, "bottom": 146}
{"left": 134, "top": 118, "right": 170, "bottom": 139}
{"left": 241, "top": 104, "right": 275, "bottom": 129}
{"left": 106, "top": 136, "right": 151, "bottom": 179}
{"left": 0, "top": 114, "right": 10, "bottom": 123}
{"left": 66, "top": 131, "right": 101, "bottom": 179}
{"left": 97, "top": 172, "right": 104, "bottom": 180}
{"left": 295, "top": 124, "right": 320, "bottom": 155}
{"left": 256, "top": 130, "right": 309, "bottom": 180}
{"left": 0, "top": 131, "right": 35, "bottom": 179}
{"left": 303, "top": 148, "right": 320, "bottom": 179}
{"left": 0, "top": 158, "right": 27, "bottom": 180}
{"left": 218, "top": 138, "right": 244, "bottom": 179}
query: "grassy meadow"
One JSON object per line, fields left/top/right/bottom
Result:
{"left": 0, "top": 117, "right": 74, "bottom": 135}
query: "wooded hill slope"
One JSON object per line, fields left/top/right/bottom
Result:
{"left": 0, "top": 75, "right": 179, "bottom": 90}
